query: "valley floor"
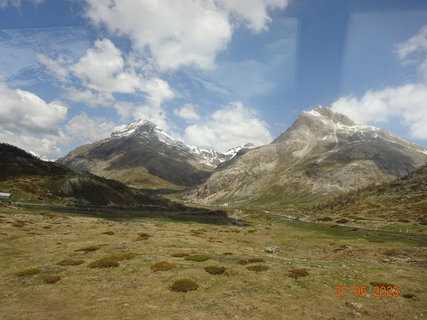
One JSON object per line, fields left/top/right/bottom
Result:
{"left": 0, "top": 206, "right": 426, "bottom": 320}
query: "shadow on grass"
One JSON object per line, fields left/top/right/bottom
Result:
{"left": 13, "top": 203, "right": 244, "bottom": 226}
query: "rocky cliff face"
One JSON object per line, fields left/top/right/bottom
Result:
{"left": 185, "top": 107, "right": 427, "bottom": 207}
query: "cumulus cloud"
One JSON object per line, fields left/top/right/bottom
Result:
{"left": 84, "top": 0, "right": 288, "bottom": 70}
{"left": 65, "top": 112, "right": 116, "bottom": 143}
{"left": 184, "top": 101, "right": 272, "bottom": 152}
{"left": 174, "top": 103, "right": 200, "bottom": 120}
{"left": 0, "top": 81, "right": 67, "bottom": 158}
{"left": 72, "top": 38, "right": 142, "bottom": 94}
{"left": 332, "top": 25, "right": 427, "bottom": 141}
{"left": 0, "top": 81, "right": 67, "bottom": 135}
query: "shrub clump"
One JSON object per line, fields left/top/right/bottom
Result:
{"left": 57, "top": 259, "right": 85, "bottom": 266}
{"left": 204, "top": 266, "right": 226, "bottom": 275}
{"left": 288, "top": 268, "right": 309, "bottom": 278}
{"left": 101, "top": 231, "right": 115, "bottom": 235}
{"left": 369, "top": 281, "right": 394, "bottom": 287}
{"left": 184, "top": 254, "right": 211, "bottom": 262}
{"left": 247, "top": 265, "right": 269, "bottom": 272}
{"left": 43, "top": 275, "right": 61, "bottom": 284}
{"left": 171, "top": 252, "right": 189, "bottom": 257}
{"left": 151, "top": 261, "right": 176, "bottom": 272}
{"left": 15, "top": 268, "right": 41, "bottom": 277}
{"left": 170, "top": 279, "right": 199, "bottom": 292}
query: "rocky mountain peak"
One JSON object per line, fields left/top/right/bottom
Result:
{"left": 111, "top": 119, "right": 161, "bottom": 138}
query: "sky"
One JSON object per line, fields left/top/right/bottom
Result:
{"left": 0, "top": 0, "right": 427, "bottom": 159}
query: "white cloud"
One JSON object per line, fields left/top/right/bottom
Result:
{"left": 174, "top": 103, "right": 200, "bottom": 120}
{"left": 332, "top": 25, "right": 427, "bottom": 142}
{"left": 221, "top": 0, "right": 288, "bottom": 32}
{"left": 65, "top": 112, "right": 116, "bottom": 143}
{"left": 71, "top": 38, "right": 142, "bottom": 94}
{"left": 331, "top": 84, "right": 427, "bottom": 140}
{"left": 37, "top": 54, "right": 69, "bottom": 80}
{"left": 0, "top": 81, "right": 67, "bottom": 135}
{"left": 184, "top": 101, "right": 272, "bottom": 152}
{"left": 0, "top": 81, "right": 67, "bottom": 158}
{"left": 64, "top": 87, "right": 113, "bottom": 107}
{"left": 397, "top": 25, "right": 427, "bottom": 80}
{"left": 84, "top": 0, "right": 288, "bottom": 70}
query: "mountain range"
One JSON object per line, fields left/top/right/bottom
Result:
{"left": 57, "top": 120, "right": 252, "bottom": 190}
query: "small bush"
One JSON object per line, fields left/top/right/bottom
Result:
{"left": 247, "top": 265, "right": 269, "bottom": 272}
{"left": 223, "top": 252, "right": 233, "bottom": 256}
{"left": 315, "top": 216, "right": 332, "bottom": 222}
{"left": 101, "top": 231, "right": 115, "bottom": 235}
{"left": 15, "top": 268, "right": 41, "bottom": 277}
{"left": 171, "top": 252, "right": 189, "bottom": 257}
{"left": 88, "top": 258, "right": 119, "bottom": 268}
{"left": 170, "top": 279, "right": 199, "bottom": 292}
{"left": 204, "top": 266, "right": 226, "bottom": 275}
{"left": 75, "top": 245, "right": 100, "bottom": 253}
{"left": 57, "top": 259, "right": 85, "bottom": 266}
{"left": 403, "top": 293, "right": 416, "bottom": 299}
{"left": 184, "top": 254, "right": 211, "bottom": 262}
{"left": 288, "top": 268, "right": 309, "bottom": 278}
{"left": 151, "top": 261, "right": 176, "bottom": 272}
{"left": 43, "top": 275, "right": 61, "bottom": 284}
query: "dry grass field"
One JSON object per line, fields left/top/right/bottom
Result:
{"left": 0, "top": 206, "right": 426, "bottom": 320}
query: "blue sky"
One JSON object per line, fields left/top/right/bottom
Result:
{"left": 1, "top": 0, "right": 427, "bottom": 159}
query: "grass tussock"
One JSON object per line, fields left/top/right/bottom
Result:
{"left": 184, "top": 254, "right": 211, "bottom": 262}
{"left": 151, "top": 261, "right": 176, "bottom": 272}
{"left": 15, "top": 268, "right": 41, "bottom": 277}
{"left": 223, "top": 252, "right": 233, "bottom": 255}
{"left": 204, "top": 266, "right": 226, "bottom": 275}
{"left": 288, "top": 268, "right": 309, "bottom": 278}
{"left": 239, "top": 258, "right": 265, "bottom": 265}
{"left": 171, "top": 252, "right": 189, "bottom": 257}
{"left": 134, "top": 232, "right": 151, "bottom": 241}
{"left": 88, "top": 252, "right": 138, "bottom": 268}
{"left": 101, "top": 231, "right": 115, "bottom": 235}
{"left": 247, "top": 265, "right": 269, "bottom": 272}
{"left": 75, "top": 245, "right": 101, "bottom": 253}
{"left": 170, "top": 279, "right": 199, "bottom": 292}
{"left": 57, "top": 259, "right": 85, "bottom": 266}
{"left": 369, "top": 281, "right": 395, "bottom": 287}
{"left": 43, "top": 275, "right": 61, "bottom": 284}
{"left": 88, "top": 258, "right": 119, "bottom": 268}
{"left": 383, "top": 249, "right": 399, "bottom": 256}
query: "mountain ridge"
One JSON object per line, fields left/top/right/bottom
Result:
{"left": 185, "top": 106, "right": 427, "bottom": 207}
